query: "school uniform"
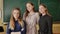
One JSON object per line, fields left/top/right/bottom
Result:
{"left": 6, "top": 20, "right": 26, "bottom": 34}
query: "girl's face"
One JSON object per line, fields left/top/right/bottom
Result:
{"left": 12, "top": 9, "right": 20, "bottom": 19}
{"left": 39, "top": 5, "right": 46, "bottom": 14}
{"left": 26, "top": 3, "right": 34, "bottom": 12}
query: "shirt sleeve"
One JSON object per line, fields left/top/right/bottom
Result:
{"left": 21, "top": 21, "right": 26, "bottom": 34}
{"left": 47, "top": 16, "right": 53, "bottom": 34}
{"left": 36, "top": 13, "right": 40, "bottom": 33}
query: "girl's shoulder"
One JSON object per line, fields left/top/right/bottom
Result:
{"left": 45, "top": 14, "right": 52, "bottom": 20}
{"left": 23, "top": 20, "right": 26, "bottom": 24}
{"left": 46, "top": 14, "right": 52, "bottom": 18}
{"left": 34, "top": 12, "right": 39, "bottom": 16}
{"left": 21, "top": 20, "right": 26, "bottom": 25}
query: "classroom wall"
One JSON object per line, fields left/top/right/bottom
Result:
{"left": 0, "top": 0, "right": 3, "bottom": 25}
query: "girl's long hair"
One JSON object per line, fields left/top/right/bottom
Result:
{"left": 9, "top": 8, "right": 24, "bottom": 30}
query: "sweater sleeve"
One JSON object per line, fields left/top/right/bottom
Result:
{"left": 47, "top": 16, "right": 53, "bottom": 34}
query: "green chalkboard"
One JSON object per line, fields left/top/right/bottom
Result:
{"left": 3, "top": 0, "right": 38, "bottom": 22}
{"left": 40, "top": 0, "right": 60, "bottom": 21}
{"left": 3, "top": 0, "right": 60, "bottom": 23}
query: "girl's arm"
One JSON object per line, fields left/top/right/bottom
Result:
{"left": 21, "top": 21, "right": 26, "bottom": 34}
{"left": 47, "top": 16, "right": 53, "bottom": 34}
{"left": 36, "top": 13, "right": 40, "bottom": 34}
{"left": 36, "top": 13, "right": 40, "bottom": 30}
{"left": 6, "top": 23, "right": 11, "bottom": 34}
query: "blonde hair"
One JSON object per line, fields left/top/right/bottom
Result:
{"left": 9, "top": 8, "right": 24, "bottom": 30}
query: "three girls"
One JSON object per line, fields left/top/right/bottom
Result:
{"left": 6, "top": 2, "right": 53, "bottom": 34}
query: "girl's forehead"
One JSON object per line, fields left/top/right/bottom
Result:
{"left": 13, "top": 10, "right": 19, "bottom": 13}
{"left": 39, "top": 5, "right": 44, "bottom": 7}
{"left": 13, "top": 9, "right": 19, "bottom": 11}
{"left": 39, "top": 6, "right": 45, "bottom": 8}
{"left": 26, "top": 3, "right": 32, "bottom": 6}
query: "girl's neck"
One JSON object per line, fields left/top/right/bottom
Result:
{"left": 42, "top": 12, "right": 46, "bottom": 16}
{"left": 15, "top": 18, "right": 18, "bottom": 21}
{"left": 29, "top": 10, "right": 34, "bottom": 15}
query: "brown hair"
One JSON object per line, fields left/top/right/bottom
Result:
{"left": 9, "top": 8, "right": 23, "bottom": 30}
{"left": 25, "top": 2, "right": 35, "bottom": 18}
{"left": 39, "top": 3, "right": 51, "bottom": 16}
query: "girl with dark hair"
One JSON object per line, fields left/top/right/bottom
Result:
{"left": 23, "top": 2, "right": 39, "bottom": 34}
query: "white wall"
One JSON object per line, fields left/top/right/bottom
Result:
{"left": 0, "top": 0, "right": 3, "bottom": 25}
